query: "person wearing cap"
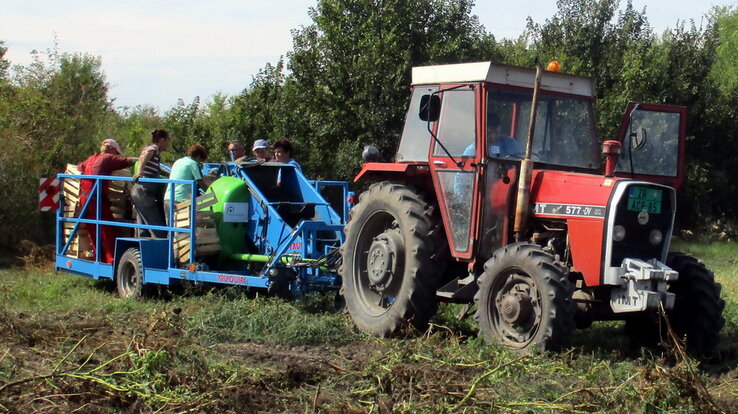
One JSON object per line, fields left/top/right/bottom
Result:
{"left": 77, "top": 139, "right": 138, "bottom": 263}
{"left": 273, "top": 138, "right": 301, "bottom": 171}
{"left": 252, "top": 139, "right": 272, "bottom": 161}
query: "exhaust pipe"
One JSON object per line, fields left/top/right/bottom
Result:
{"left": 513, "top": 63, "right": 543, "bottom": 242}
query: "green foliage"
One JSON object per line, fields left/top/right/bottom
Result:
{"left": 184, "top": 290, "right": 357, "bottom": 346}
{"left": 112, "top": 105, "right": 163, "bottom": 157}
{"left": 0, "top": 40, "right": 9, "bottom": 83}
{"left": 0, "top": 45, "right": 113, "bottom": 247}
{"left": 711, "top": 7, "right": 738, "bottom": 97}
{"left": 285, "top": 0, "right": 497, "bottom": 179}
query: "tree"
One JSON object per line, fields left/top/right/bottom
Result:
{"left": 0, "top": 40, "right": 9, "bottom": 83}
{"left": 286, "top": 0, "right": 496, "bottom": 179}
{"left": 710, "top": 7, "right": 738, "bottom": 97}
{"left": 0, "top": 46, "right": 113, "bottom": 247}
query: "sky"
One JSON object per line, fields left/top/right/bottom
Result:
{"left": 1, "top": 0, "right": 731, "bottom": 112}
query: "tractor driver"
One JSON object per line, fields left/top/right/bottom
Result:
{"left": 463, "top": 112, "right": 522, "bottom": 159}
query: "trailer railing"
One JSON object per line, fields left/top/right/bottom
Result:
{"left": 57, "top": 173, "right": 202, "bottom": 269}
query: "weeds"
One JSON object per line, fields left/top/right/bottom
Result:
{"left": 183, "top": 290, "right": 358, "bottom": 346}
{"left": 0, "top": 241, "right": 736, "bottom": 412}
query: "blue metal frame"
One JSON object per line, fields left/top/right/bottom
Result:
{"left": 55, "top": 163, "right": 351, "bottom": 296}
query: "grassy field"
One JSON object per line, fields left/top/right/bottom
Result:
{"left": 0, "top": 241, "right": 736, "bottom": 413}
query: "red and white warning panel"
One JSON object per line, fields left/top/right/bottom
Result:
{"left": 39, "top": 177, "right": 60, "bottom": 211}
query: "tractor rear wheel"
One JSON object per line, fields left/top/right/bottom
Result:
{"left": 116, "top": 248, "right": 144, "bottom": 299}
{"left": 340, "top": 181, "right": 447, "bottom": 337}
{"left": 475, "top": 243, "right": 576, "bottom": 352}
{"left": 625, "top": 252, "right": 724, "bottom": 355}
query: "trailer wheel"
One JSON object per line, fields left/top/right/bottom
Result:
{"left": 340, "top": 181, "right": 447, "bottom": 337}
{"left": 475, "top": 242, "right": 575, "bottom": 352}
{"left": 116, "top": 248, "right": 144, "bottom": 299}
{"left": 627, "top": 252, "right": 725, "bottom": 355}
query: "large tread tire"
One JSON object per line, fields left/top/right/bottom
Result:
{"left": 116, "top": 248, "right": 145, "bottom": 299}
{"left": 666, "top": 252, "right": 725, "bottom": 355}
{"left": 625, "top": 252, "right": 725, "bottom": 356}
{"left": 340, "top": 181, "right": 447, "bottom": 337}
{"left": 475, "top": 242, "right": 576, "bottom": 352}
{"left": 624, "top": 313, "right": 662, "bottom": 350}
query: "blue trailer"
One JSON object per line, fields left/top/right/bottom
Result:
{"left": 55, "top": 161, "right": 352, "bottom": 298}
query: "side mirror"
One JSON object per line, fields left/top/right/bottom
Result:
{"left": 629, "top": 127, "right": 647, "bottom": 150}
{"left": 419, "top": 94, "right": 441, "bottom": 122}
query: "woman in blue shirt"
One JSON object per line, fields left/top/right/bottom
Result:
{"left": 273, "top": 139, "right": 302, "bottom": 171}
{"left": 164, "top": 144, "right": 211, "bottom": 224}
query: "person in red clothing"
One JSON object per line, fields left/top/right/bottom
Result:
{"left": 77, "top": 138, "right": 137, "bottom": 263}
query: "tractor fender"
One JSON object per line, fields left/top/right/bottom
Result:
{"left": 354, "top": 162, "right": 431, "bottom": 183}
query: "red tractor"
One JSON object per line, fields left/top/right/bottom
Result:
{"left": 340, "top": 61, "right": 725, "bottom": 353}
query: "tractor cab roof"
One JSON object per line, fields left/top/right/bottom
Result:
{"left": 411, "top": 62, "right": 596, "bottom": 98}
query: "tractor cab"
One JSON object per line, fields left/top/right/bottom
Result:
{"left": 396, "top": 62, "right": 602, "bottom": 259}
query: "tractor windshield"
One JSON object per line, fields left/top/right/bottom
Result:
{"left": 487, "top": 87, "right": 600, "bottom": 170}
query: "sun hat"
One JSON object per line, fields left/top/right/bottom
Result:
{"left": 102, "top": 138, "right": 122, "bottom": 154}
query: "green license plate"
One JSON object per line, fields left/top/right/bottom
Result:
{"left": 627, "top": 186, "right": 662, "bottom": 214}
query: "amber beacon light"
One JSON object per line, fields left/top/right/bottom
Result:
{"left": 546, "top": 60, "right": 561, "bottom": 72}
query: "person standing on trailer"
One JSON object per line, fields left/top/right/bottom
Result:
{"left": 77, "top": 138, "right": 137, "bottom": 263}
{"left": 163, "top": 144, "right": 214, "bottom": 224}
{"left": 131, "top": 129, "right": 171, "bottom": 238}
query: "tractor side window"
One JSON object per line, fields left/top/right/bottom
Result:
{"left": 616, "top": 110, "right": 680, "bottom": 177}
{"left": 434, "top": 89, "right": 476, "bottom": 157}
{"left": 438, "top": 170, "right": 474, "bottom": 252}
{"left": 397, "top": 86, "right": 439, "bottom": 162}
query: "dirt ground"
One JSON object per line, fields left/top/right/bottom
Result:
{"left": 0, "top": 301, "right": 397, "bottom": 413}
{"left": 1, "top": 255, "right": 736, "bottom": 413}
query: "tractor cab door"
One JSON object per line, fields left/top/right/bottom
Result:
{"left": 428, "top": 84, "right": 482, "bottom": 259}
{"left": 614, "top": 103, "right": 688, "bottom": 189}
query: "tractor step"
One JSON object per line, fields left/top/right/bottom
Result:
{"left": 436, "top": 274, "right": 477, "bottom": 302}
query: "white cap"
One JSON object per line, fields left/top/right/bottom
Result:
{"left": 252, "top": 139, "right": 269, "bottom": 151}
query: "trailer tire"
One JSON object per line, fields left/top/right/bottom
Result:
{"left": 340, "top": 181, "right": 447, "bottom": 337}
{"left": 625, "top": 252, "right": 725, "bottom": 356}
{"left": 475, "top": 242, "right": 576, "bottom": 352}
{"left": 116, "top": 248, "right": 145, "bottom": 299}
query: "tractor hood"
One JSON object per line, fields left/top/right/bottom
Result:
{"left": 529, "top": 170, "right": 621, "bottom": 220}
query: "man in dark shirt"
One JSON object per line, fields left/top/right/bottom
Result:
{"left": 78, "top": 139, "right": 137, "bottom": 263}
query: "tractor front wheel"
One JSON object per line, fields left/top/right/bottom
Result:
{"left": 340, "top": 182, "right": 447, "bottom": 337}
{"left": 475, "top": 242, "right": 576, "bottom": 352}
{"left": 116, "top": 248, "right": 144, "bottom": 299}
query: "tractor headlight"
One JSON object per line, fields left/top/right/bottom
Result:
{"left": 649, "top": 229, "right": 663, "bottom": 245}
{"left": 613, "top": 225, "right": 626, "bottom": 242}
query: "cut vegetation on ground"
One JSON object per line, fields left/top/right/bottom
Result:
{"left": 0, "top": 241, "right": 736, "bottom": 413}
